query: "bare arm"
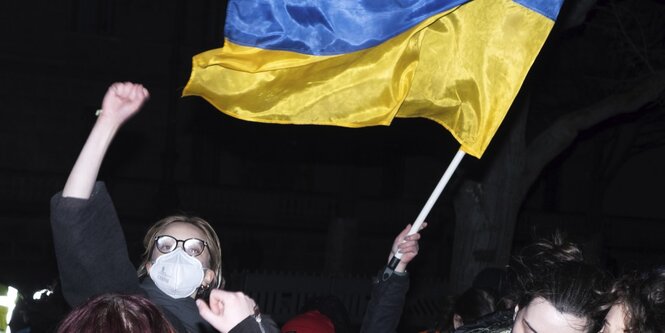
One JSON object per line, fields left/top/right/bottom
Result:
{"left": 62, "top": 82, "right": 149, "bottom": 198}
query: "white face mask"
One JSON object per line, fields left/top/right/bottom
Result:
{"left": 149, "top": 248, "right": 205, "bottom": 299}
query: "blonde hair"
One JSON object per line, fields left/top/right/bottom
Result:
{"left": 137, "top": 215, "right": 224, "bottom": 289}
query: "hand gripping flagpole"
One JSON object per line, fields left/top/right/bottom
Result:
{"left": 383, "top": 148, "right": 466, "bottom": 280}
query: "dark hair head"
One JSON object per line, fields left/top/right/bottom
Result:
{"left": 472, "top": 267, "right": 510, "bottom": 302}
{"left": 508, "top": 235, "right": 611, "bottom": 333}
{"left": 453, "top": 288, "right": 496, "bottom": 326}
{"left": 56, "top": 293, "right": 176, "bottom": 333}
{"left": 512, "top": 233, "right": 583, "bottom": 274}
{"left": 610, "top": 267, "right": 665, "bottom": 333}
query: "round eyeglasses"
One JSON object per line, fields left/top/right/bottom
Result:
{"left": 154, "top": 235, "right": 208, "bottom": 257}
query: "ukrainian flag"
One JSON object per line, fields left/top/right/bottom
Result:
{"left": 184, "top": 0, "right": 564, "bottom": 158}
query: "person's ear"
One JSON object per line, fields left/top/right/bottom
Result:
{"left": 453, "top": 313, "right": 464, "bottom": 329}
{"left": 203, "top": 269, "right": 216, "bottom": 287}
{"left": 514, "top": 304, "right": 520, "bottom": 321}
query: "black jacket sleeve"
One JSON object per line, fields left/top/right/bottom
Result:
{"left": 50, "top": 182, "right": 142, "bottom": 307}
{"left": 360, "top": 267, "right": 410, "bottom": 333}
{"left": 228, "top": 314, "right": 280, "bottom": 333}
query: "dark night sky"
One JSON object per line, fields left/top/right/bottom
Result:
{"left": 1, "top": 0, "right": 665, "bottom": 299}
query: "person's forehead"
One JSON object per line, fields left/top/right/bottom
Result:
{"left": 160, "top": 222, "right": 206, "bottom": 239}
{"left": 523, "top": 297, "right": 588, "bottom": 333}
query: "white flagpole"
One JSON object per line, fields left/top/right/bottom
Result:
{"left": 385, "top": 148, "right": 466, "bottom": 275}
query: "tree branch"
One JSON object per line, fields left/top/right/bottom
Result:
{"left": 558, "top": 0, "right": 599, "bottom": 31}
{"left": 610, "top": 1, "right": 655, "bottom": 72}
{"left": 523, "top": 71, "right": 665, "bottom": 192}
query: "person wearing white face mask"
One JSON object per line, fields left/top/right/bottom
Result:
{"left": 50, "top": 82, "right": 279, "bottom": 333}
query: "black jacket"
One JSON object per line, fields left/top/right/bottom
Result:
{"left": 360, "top": 267, "right": 411, "bottom": 333}
{"left": 51, "top": 182, "right": 278, "bottom": 333}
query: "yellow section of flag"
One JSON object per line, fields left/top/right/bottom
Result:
{"left": 184, "top": 0, "right": 555, "bottom": 158}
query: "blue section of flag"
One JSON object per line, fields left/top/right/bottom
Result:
{"left": 224, "top": 0, "right": 469, "bottom": 56}
{"left": 513, "top": 0, "right": 565, "bottom": 20}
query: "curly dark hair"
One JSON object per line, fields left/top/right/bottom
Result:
{"left": 610, "top": 267, "right": 665, "bottom": 333}
{"left": 506, "top": 234, "right": 611, "bottom": 333}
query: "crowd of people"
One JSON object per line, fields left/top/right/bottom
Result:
{"left": 8, "top": 82, "right": 664, "bottom": 332}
